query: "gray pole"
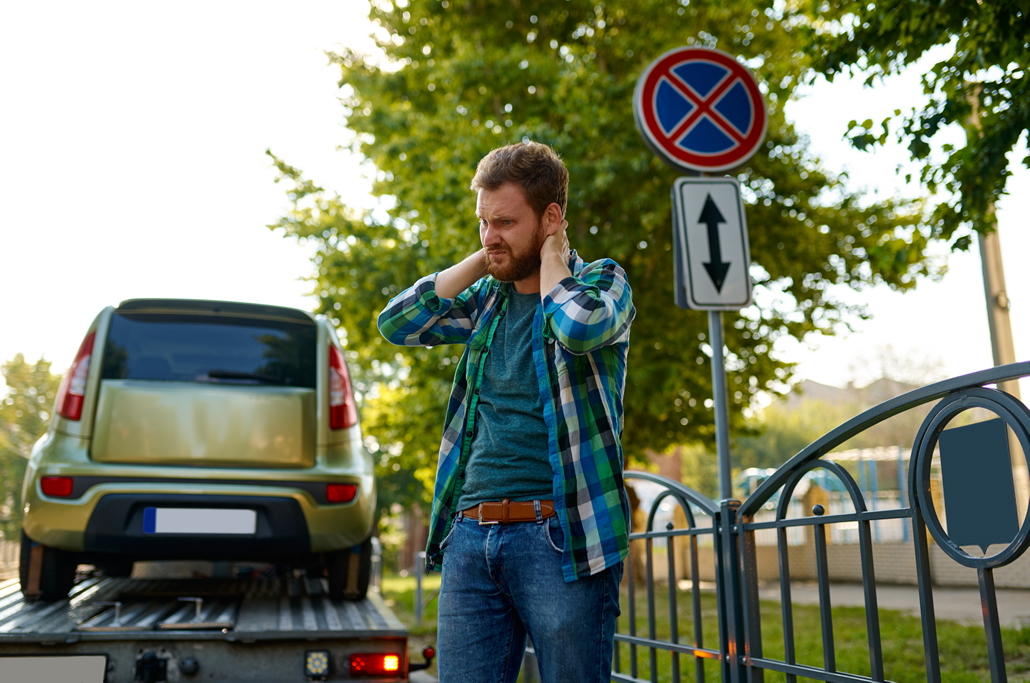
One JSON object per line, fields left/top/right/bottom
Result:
{"left": 709, "top": 310, "right": 733, "bottom": 500}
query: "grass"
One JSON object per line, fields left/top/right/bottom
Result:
{"left": 615, "top": 586, "right": 1030, "bottom": 683}
{"left": 380, "top": 572, "right": 1030, "bottom": 682}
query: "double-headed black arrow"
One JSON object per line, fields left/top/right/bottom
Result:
{"left": 699, "top": 194, "right": 731, "bottom": 292}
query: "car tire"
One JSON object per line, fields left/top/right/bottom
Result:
{"left": 326, "top": 536, "right": 372, "bottom": 601}
{"left": 19, "top": 531, "right": 77, "bottom": 601}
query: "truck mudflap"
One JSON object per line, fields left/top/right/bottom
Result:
{"left": 0, "top": 576, "right": 417, "bottom": 682}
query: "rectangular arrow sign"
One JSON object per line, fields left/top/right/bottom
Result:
{"left": 672, "top": 176, "right": 753, "bottom": 310}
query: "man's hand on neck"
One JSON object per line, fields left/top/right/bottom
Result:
{"left": 539, "top": 218, "right": 571, "bottom": 298}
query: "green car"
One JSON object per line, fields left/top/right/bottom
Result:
{"left": 19, "top": 298, "right": 376, "bottom": 601}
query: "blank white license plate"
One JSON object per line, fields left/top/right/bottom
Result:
{"left": 143, "top": 508, "right": 256, "bottom": 534}
{"left": 1, "top": 656, "right": 106, "bottom": 683}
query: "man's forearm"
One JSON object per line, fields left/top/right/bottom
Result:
{"left": 435, "top": 249, "right": 488, "bottom": 299}
{"left": 539, "top": 250, "right": 572, "bottom": 297}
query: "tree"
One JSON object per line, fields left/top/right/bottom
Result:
{"left": 810, "top": 0, "right": 1030, "bottom": 248}
{"left": 0, "top": 355, "right": 61, "bottom": 539}
{"left": 734, "top": 399, "right": 851, "bottom": 472}
{"left": 270, "top": 0, "right": 941, "bottom": 506}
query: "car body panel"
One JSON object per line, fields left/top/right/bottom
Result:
{"left": 22, "top": 298, "right": 376, "bottom": 561}
{"left": 90, "top": 381, "right": 317, "bottom": 468}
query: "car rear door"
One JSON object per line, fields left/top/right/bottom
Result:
{"left": 89, "top": 304, "right": 318, "bottom": 469}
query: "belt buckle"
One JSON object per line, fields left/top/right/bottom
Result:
{"left": 477, "top": 502, "right": 500, "bottom": 526}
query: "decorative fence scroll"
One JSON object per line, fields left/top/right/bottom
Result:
{"left": 616, "top": 361, "right": 1030, "bottom": 683}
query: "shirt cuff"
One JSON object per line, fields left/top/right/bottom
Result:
{"left": 415, "top": 273, "right": 455, "bottom": 314}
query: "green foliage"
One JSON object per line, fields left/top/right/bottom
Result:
{"left": 809, "top": 0, "right": 1030, "bottom": 245}
{"left": 0, "top": 355, "right": 61, "bottom": 539}
{"left": 270, "top": 0, "right": 943, "bottom": 508}
{"left": 672, "top": 443, "right": 721, "bottom": 501}
{"left": 734, "top": 398, "right": 852, "bottom": 471}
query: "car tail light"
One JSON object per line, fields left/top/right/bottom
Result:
{"left": 328, "top": 345, "right": 358, "bottom": 430}
{"left": 349, "top": 653, "right": 402, "bottom": 676}
{"left": 326, "top": 483, "right": 358, "bottom": 504}
{"left": 41, "top": 476, "right": 74, "bottom": 498}
{"left": 56, "top": 331, "right": 96, "bottom": 421}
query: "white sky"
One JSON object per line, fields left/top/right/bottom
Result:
{"left": 1, "top": 1, "right": 1027, "bottom": 397}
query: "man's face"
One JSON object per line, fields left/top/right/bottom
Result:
{"left": 476, "top": 182, "right": 546, "bottom": 283}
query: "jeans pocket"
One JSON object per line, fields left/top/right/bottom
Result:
{"left": 440, "top": 517, "right": 461, "bottom": 551}
{"left": 543, "top": 516, "right": 564, "bottom": 554}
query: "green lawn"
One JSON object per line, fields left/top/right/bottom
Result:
{"left": 381, "top": 574, "right": 1030, "bottom": 682}
{"left": 615, "top": 587, "right": 1030, "bottom": 683}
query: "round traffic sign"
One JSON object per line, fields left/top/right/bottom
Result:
{"left": 634, "top": 47, "right": 767, "bottom": 173}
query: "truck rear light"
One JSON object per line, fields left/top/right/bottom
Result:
{"left": 304, "top": 650, "right": 331, "bottom": 679}
{"left": 326, "top": 483, "right": 358, "bottom": 504}
{"left": 56, "top": 331, "right": 96, "bottom": 421}
{"left": 328, "top": 345, "right": 358, "bottom": 430}
{"left": 41, "top": 476, "right": 74, "bottom": 498}
{"left": 349, "top": 653, "right": 402, "bottom": 676}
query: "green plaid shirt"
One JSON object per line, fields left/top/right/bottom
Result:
{"left": 377, "top": 251, "right": 635, "bottom": 581}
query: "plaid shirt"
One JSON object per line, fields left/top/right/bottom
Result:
{"left": 378, "top": 251, "right": 635, "bottom": 582}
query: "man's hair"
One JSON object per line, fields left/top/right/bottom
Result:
{"left": 470, "top": 141, "right": 568, "bottom": 218}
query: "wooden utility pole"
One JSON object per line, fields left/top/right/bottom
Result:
{"left": 979, "top": 226, "right": 1020, "bottom": 399}
{"left": 968, "top": 86, "right": 1027, "bottom": 520}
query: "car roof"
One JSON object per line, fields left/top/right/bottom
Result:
{"left": 116, "top": 298, "right": 317, "bottom": 324}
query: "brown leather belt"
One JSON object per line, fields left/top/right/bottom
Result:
{"left": 462, "top": 499, "right": 555, "bottom": 525}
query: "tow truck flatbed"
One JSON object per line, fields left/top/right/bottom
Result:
{"left": 0, "top": 576, "right": 416, "bottom": 682}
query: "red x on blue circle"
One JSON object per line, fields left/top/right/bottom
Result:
{"left": 634, "top": 47, "right": 767, "bottom": 172}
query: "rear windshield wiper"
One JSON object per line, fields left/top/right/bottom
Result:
{"left": 206, "top": 369, "right": 287, "bottom": 385}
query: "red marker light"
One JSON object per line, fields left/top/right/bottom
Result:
{"left": 41, "top": 476, "right": 74, "bottom": 498}
{"left": 350, "top": 653, "right": 403, "bottom": 676}
{"left": 326, "top": 483, "right": 358, "bottom": 504}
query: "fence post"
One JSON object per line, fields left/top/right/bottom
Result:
{"left": 370, "top": 537, "right": 382, "bottom": 593}
{"left": 717, "top": 499, "right": 746, "bottom": 683}
{"left": 738, "top": 510, "right": 764, "bottom": 683}
{"left": 415, "top": 551, "right": 425, "bottom": 629}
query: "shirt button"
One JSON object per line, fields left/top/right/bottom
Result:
{"left": 465, "top": 430, "right": 473, "bottom": 437}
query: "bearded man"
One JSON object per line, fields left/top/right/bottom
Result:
{"left": 378, "top": 141, "right": 635, "bottom": 682}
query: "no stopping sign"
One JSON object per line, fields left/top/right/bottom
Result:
{"left": 634, "top": 47, "right": 767, "bottom": 173}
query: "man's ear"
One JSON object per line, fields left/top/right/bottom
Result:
{"left": 543, "top": 203, "right": 564, "bottom": 236}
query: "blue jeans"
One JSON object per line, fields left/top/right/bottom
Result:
{"left": 436, "top": 512, "right": 623, "bottom": 683}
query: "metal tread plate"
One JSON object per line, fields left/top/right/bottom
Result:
{"left": 0, "top": 577, "right": 405, "bottom": 643}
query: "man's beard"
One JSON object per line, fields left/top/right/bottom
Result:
{"left": 484, "top": 223, "right": 545, "bottom": 282}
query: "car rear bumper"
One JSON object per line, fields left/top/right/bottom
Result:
{"left": 22, "top": 475, "right": 375, "bottom": 555}
{"left": 82, "top": 493, "right": 311, "bottom": 560}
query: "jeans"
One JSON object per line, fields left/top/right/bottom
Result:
{"left": 436, "top": 512, "right": 623, "bottom": 683}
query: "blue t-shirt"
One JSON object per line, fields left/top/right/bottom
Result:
{"left": 456, "top": 289, "right": 553, "bottom": 511}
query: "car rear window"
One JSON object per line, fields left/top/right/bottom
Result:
{"left": 101, "top": 313, "right": 317, "bottom": 388}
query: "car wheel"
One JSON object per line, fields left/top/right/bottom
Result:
{"left": 326, "top": 536, "right": 372, "bottom": 601}
{"left": 19, "top": 531, "right": 77, "bottom": 601}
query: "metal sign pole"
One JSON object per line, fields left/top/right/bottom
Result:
{"left": 635, "top": 46, "right": 765, "bottom": 505}
{"left": 710, "top": 313, "right": 732, "bottom": 501}
{"left": 699, "top": 169, "right": 732, "bottom": 502}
